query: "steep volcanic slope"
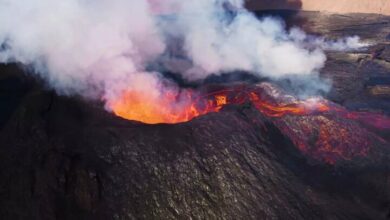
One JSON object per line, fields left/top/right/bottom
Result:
{"left": 0, "top": 82, "right": 390, "bottom": 219}
{"left": 0, "top": 12, "right": 390, "bottom": 220}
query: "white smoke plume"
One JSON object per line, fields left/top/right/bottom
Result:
{"left": 0, "top": 0, "right": 165, "bottom": 102}
{"left": 166, "top": 0, "right": 327, "bottom": 80}
{"left": 289, "top": 28, "right": 369, "bottom": 51}
{"left": 161, "top": 0, "right": 367, "bottom": 80}
{"left": 0, "top": 0, "right": 367, "bottom": 111}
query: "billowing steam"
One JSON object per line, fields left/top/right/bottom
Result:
{"left": 165, "top": 0, "right": 327, "bottom": 80}
{"left": 0, "top": 0, "right": 367, "bottom": 114}
{"left": 0, "top": 0, "right": 165, "bottom": 101}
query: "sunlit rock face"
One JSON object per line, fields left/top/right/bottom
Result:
{"left": 246, "top": 0, "right": 390, "bottom": 15}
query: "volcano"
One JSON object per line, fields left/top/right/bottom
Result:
{"left": 1, "top": 9, "right": 390, "bottom": 220}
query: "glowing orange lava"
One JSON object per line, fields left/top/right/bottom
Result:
{"left": 249, "top": 92, "right": 330, "bottom": 117}
{"left": 110, "top": 86, "right": 332, "bottom": 124}
{"left": 110, "top": 89, "right": 227, "bottom": 124}
{"left": 110, "top": 85, "right": 390, "bottom": 164}
{"left": 110, "top": 83, "right": 390, "bottom": 130}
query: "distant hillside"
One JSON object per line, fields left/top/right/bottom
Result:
{"left": 246, "top": 0, "right": 390, "bottom": 15}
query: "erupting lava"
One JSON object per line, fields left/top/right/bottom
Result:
{"left": 109, "top": 85, "right": 331, "bottom": 124}
{"left": 110, "top": 84, "right": 346, "bottom": 123}
{"left": 109, "top": 83, "right": 390, "bottom": 164}
{"left": 110, "top": 84, "right": 390, "bottom": 127}
{"left": 109, "top": 89, "right": 228, "bottom": 124}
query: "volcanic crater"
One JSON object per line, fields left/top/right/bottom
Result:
{"left": 1, "top": 10, "right": 390, "bottom": 220}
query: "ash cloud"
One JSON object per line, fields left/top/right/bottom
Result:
{"left": 0, "top": 0, "right": 367, "bottom": 109}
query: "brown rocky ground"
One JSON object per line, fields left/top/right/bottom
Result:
{"left": 303, "top": 12, "right": 390, "bottom": 113}
{"left": 246, "top": 0, "right": 390, "bottom": 15}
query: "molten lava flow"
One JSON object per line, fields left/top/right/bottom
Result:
{"left": 249, "top": 92, "right": 330, "bottom": 117}
{"left": 110, "top": 89, "right": 229, "bottom": 124}
{"left": 110, "top": 84, "right": 390, "bottom": 164}
{"left": 110, "top": 86, "right": 333, "bottom": 124}
{"left": 110, "top": 85, "right": 390, "bottom": 131}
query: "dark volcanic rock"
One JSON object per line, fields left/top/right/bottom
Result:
{"left": 1, "top": 12, "right": 390, "bottom": 220}
{"left": 296, "top": 13, "right": 390, "bottom": 115}
{"left": 1, "top": 80, "right": 390, "bottom": 220}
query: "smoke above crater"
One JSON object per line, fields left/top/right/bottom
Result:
{"left": 0, "top": 0, "right": 367, "bottom": 114}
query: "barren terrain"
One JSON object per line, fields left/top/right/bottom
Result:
{"left": 247, "top": 0, "right": 390, "bottom": 15}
